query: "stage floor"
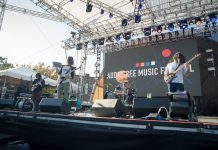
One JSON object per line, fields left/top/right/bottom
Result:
{"left": 0, "top": 110, "right": 218, "bottom": 150}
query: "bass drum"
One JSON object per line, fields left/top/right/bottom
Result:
{"left": 16, "top": 98, "right": 35, "bottom": 112}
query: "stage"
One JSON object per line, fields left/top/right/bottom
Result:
{"left": 0, "top": 110, "right": 218, "bottom": 150}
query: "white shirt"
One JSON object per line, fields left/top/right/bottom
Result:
{"left": 164, "top": 62, "right": 187, "bottom": 83}
{"left": 58, "top": 65, "right": 72, "bottom": 84}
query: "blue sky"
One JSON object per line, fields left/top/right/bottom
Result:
{"left": 1, "top": 0, "right": 97, "bottom": 76}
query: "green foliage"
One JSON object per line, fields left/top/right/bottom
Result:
{"left": 0, "top": 56, "right": 13, "bottom": 70}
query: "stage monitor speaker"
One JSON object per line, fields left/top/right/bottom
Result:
{"left": 92, "top": 99, "right": 128, "bottom": 117}
{"left": 0, "top": 99, "right": 16, "bottom": 109}
{"left": 39, "top": 98, "right": 70, "bottom": 114}
{"left": 169, "top": 92, "right": 192, "bottom": 119}
{"left": 133, "top": 97, "right": 169, "bottom": 118}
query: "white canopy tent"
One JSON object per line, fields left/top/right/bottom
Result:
{"left": 0, "top": 67, "right": 57, "bottom": 86}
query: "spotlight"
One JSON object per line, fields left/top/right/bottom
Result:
{"left": 70, "top": 31, "right": 76, "bottom": 37}
{"left": 92, "top": 40, "right": 97, "bottom": 46}
{"left": 168, "top": 23, "right": 174, "bottom": 31}
{"left": 115, "top": 34, "right": 121, "bottom": 42}
{"left": 76, "top": 43, "right": 83, "bottom": 50}
{"left": 209, "top": 13, "right": 217, "bottom": 23}
{"left": 99, "top": 38, "right": 105, "bottom": 45}
{"left": 156, "top": 26, "right": 162, "bottom": 33}
{"left": 106, "top": 36, "right": 114, "bottom": 42}
{"left": 109, "top": 13, "right": 113, "bottom": 19}
{"left": 100, "top": 9, "right": 104, "bottom": 15}
{"left": 135, "top": 14, "right": 141, "bottom": 23}
{"left": 195, "top": 17, "right": 201, "bottom": 26}
{"left": 121, "top": 19, "right": 128, "bottom": 26}
{"left": 143, "top": 28, "right": 151, "bottom": 36}
{"left": 124, "top": 32, "right": 131, "bottom": 40}
{"left": 175, "top": 31, "right": 179, "bottom": 37}
{"left": 179, "top": 20, "right": 188, "bottom": 29}
{"left": 86, "top": 3, "right": 93, "bottom": 12}
{"left": 138, "top": 3, "right": 142, "bottom": 10}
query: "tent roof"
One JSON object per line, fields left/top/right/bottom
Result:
{"left": 0, "top": 67, "right": 57, "bottom": 86}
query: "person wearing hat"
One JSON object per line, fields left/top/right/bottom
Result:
{"left": 32, "top": 73, "right": 45, "bottom": 111}
{"left": 164, "top": 52, "right": 190, "bottom": 92}
{"left": 57, "top": 56, "right": 76, "bottom": 101}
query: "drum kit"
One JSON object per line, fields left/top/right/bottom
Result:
{"left": 104, "top": 71, "right": 136, "bottom": 105}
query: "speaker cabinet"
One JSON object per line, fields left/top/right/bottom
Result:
{"left": 39, "top": 98, "right": 70, "bottom": 114}
{"left": 0, "top": 99, "right": 16, "bottom": 109}
{"left": 169, "top": 92, "right": 191, "bottom": 119}
{"left": 133, "top": 98, "right": 169, "bottom": 118}
{"left": 92, "top": 99, "right": 128, "bottom": 117}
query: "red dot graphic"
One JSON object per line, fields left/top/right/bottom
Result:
{"left": 162, "top": 49, "right": 171, "bottom": 58}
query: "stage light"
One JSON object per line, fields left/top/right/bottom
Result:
{"left": 115, "top": 34, "right": 121, "bottom": 42}
{"left": 138, "top": 0, "right": 144, "bottom": 2}
{"left": 86, "top": 3, "right": 93, "bottom": 12}
{"left": 157, "top": 26, "right": 162, "bottom": 33}
{"left": 135, "top": 14, "right": 141, "bottom": 23}
{"left": 175, "top": 30, "right": 179, "bottom": 37}
{"left": 76, "top": 43, "right": 83, "bottom": 50}
{"left": 143, "top": 28, "right": 151, "bottom": 36}
{"left": 124, "top": 32, "right": 131, "bottom": 40}
{"left": 70, "top": 31, "right": 76, "bottom": 37}
{"left": 92, "top": 40, "right": 97, "bottom": 46}
{"left": 179, "top": 20, "right": 188, "bottom": 29}
{"left": 209, "top": 13, "right": 217, "bottom": 23}
{"left": 109, "top": 13, "right": 113, "bottom": 19}
{"left": 168, "top": 23, "right": 174, "bottom": 31}
{"left": 138, "top": 3, "right": 142, "bottom": 10}
{"left": 100, "top": 9, "right": 104, "bottom": 15}
{"left": 195, "top": 17, "right": 201, "bottom": 26}
{"left": 121, "top": 19, "right": 128, "bottom": 26}
{"left": 106, "top": 36, "right": 114, "bottom": 42}
{"left": 99, "top": 38, "right": 105, "bottom": 45}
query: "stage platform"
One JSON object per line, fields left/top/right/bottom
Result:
{"left": 0, "top": 110, "right": 218, "bottom": 150}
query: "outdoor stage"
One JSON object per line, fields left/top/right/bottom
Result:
{"left": 0, "top": 110, "right": 218, "bottom": 150}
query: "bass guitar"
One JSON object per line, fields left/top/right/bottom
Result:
{"left": 164, "top": 53, "right": 201, "bottom": 84}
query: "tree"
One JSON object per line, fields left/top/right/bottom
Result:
{"left": 22, "top": 62, "right": 58, "bottom": 80}
{"left": 0, "top": 56, "right": 13, "bottom": 70}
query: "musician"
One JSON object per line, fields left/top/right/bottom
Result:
{"left": 164, "top": 52, "right": 190, "bottom": 92}
{"left": 57, "top": 56, "right": 75, "bottom": 101}
{"left": 32, "top": 73, "right": 45, "bottom": 111}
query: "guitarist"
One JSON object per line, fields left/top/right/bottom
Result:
{"left": 164, "top": 52, "right": 190, "bottom": 92}
{"left": 57, "top": 56, "right": 75, "bottom": 101}
{"left": 32, "top": 73, "right": 45, "bottom": 111}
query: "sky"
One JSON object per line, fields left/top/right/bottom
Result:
{"left": 0, "top": 0, "right": 97, "bottom": 77}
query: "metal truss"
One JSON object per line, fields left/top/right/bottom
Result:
{"left": 30, "top": 0, "right": 87, "bottom": 31}
{"left": 84, "top": 25, "right": 218, "bottom": 55}
{"left": 0, "top": 0, "right": 7, "bottom": 31}
{"left": 77, "top": 0, "right": 132, "bottom": 20}
{"left": 83, "top": 0, "right": 218, "bottom": 41}
{"left": 5, "top": 4, "right": 64, "bottom": 22}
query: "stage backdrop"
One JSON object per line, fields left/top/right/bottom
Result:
{"left": 104, "top": 38, "right": 202, "bottom": 97}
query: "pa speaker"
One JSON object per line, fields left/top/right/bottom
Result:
{"left": 39, "top": 98, "right": 70, "bottom": 114}
{"left": 0, "top": 99, "right": 16, "bottom": 109}
{"left": 133, "top": 98, "right": 169, "bottom": 118}
{"left": 92, "top": 99, "right": 128, "bottom": 117}
{"left": 169, "top": 92, "right": 191, "bottom": 119}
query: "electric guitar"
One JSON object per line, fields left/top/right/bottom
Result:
{"left": 31, "top": 77, "right": 47, "bottom": 92}
{"left": 58, "top": 66, "right": 81, "bottom": 85}
{"left": 164, "top": 53, "right": 201, "bottom": 84}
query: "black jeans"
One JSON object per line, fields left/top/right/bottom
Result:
{"left": 167, "top": 83, "right": 184, "bottom": 92}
